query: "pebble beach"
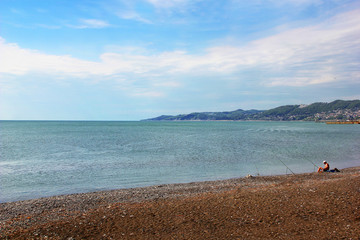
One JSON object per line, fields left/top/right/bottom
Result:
{"left": 1, "top": 166, "right": 360, "bottom": 239}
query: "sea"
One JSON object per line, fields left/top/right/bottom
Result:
{"left": 0, "top": 121, "right": 359, "bottom": 203}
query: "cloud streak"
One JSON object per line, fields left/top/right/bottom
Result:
{"left": 145, "top": 0, "right": 190, "bottom": 9}
{"left": 1, "top": 9, "right": 359, "bottom": 88}
{"left": 69, "top": 19, "right": 110, "bottom": 29}
{"left": 117, "top": 11, "right": 152, "bottom": 24}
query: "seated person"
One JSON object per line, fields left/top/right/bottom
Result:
{"left": 318, "top": 161, "right": 340, "bottom": 173}
{"left": 318, "top": 161, "right": 329, "bottom": 172}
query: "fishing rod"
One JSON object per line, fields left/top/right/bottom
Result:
{"left": 283, "top": 145, "right": 318, "bottom": 173}
{"left": 295, "top": 151, "right": 320, "bottom": 172}
{"left": 305, "top": 158, "right": 319, "bottom": 172}
{"left": 265, "top": 143, "right": 296, "bottom": 175}
{"left": 254, "top": 162, "right": 260, "bottom": 176}
{"left": 271, "top": 144, "right": 296, "bottom": 175}
{"left": 277, "top": 158, "right": 296, "bottom": 175}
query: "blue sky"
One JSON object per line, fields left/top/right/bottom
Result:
{"left": 1, "top": 0, "right": 359, "bottom": 120}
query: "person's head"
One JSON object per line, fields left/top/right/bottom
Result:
{"left": 323, "top": 161, "right": 327, "bottom": 164}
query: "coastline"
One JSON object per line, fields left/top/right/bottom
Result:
{"left": 1, "top": 166, "right": 360, "bottom": 239}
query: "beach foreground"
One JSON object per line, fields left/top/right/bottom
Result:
{"left": 1, "top": 167, "right": 360, "bottom": 239}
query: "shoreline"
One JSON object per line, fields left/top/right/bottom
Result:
{"left": 2, "top": 161, "right": 358, "bottom": 204}
{"left": 1, "top": 166, "right": 360, "bottom": 239}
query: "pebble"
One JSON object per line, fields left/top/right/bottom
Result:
{"left": 1, "top": 166, "right": 359, "bottom": 238}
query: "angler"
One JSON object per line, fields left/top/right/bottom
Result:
{"left": 317, "top": 161, "right": 340, "bottom": 173}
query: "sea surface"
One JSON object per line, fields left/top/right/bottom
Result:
{"left": 1, "top": 121, "right": 359, "bottom": 203}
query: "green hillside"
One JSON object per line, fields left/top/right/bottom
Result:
{"left": 144, "top": 100, "right": 360, "bottom": 121}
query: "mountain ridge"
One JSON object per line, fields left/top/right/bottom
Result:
{"left": 144, "top": 100, "right": 360, "bottom": 121}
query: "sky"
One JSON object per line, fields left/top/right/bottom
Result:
{"left": 0, "top": 0, "right": 360, "bottom": 120}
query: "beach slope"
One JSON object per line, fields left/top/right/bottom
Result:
{"left": 1, "top": 167, "right": 360, "bottom": 239}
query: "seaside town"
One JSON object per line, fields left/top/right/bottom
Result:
{"left": 147, "top": 100, "right": 360, "bottom": 122}
{"left": 315, "top": 109, "right": 360, "bottom": 121}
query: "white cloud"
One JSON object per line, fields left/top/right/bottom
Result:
{"left": 117, "top": 11, "right": 152, "bottom": 24}
{"left": 0, "top": 38, "right": 100, "bottom": 76}
{"left": 130, "top": 89, "right": 165, "bottom": 97}
{"left": 1, "top": 9, "right": 359, "bottom": 88}
{"left": 70, "top": 19, "right": 110, "bottom": 29}
{"left": 145, "top": 0, "right": 190, "bottom": 9}
{"left": 153, "top": 81, "right": 181, "bottom": 87}
{"left": 268, "top": 75, "right": 337, "bottom": 87}
{"left": 268, "top": 0, "right": 323, "bottom": 7}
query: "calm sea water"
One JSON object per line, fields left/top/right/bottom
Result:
{"left": 0, "top": 121, "right": 359, "bottom": 202}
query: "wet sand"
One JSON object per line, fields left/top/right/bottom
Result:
{"left": 1, "top": 167, "right": 360, "bottom": 239}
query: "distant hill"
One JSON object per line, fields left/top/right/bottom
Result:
{"left": 144, "top": 100, "right": 360, "bottom": 121}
